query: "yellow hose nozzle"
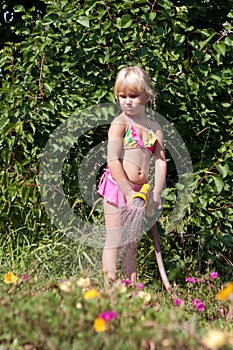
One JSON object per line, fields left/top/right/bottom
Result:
{"left": 132, "top": 183, "right": 150, "bottom": 208}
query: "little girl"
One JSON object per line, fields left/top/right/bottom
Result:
{"left": 98, "top": 66, "right": 167, "bottom": 284}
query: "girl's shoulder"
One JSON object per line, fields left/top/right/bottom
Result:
{"left": 110, "top": 112, "right": 127, "bottom": 129}
{"left": 147, "top": 117, "right": 162, "bottom": 132}
{"left": 108, "top": 112, "right": 127, "bottom": 136}
{"left": 112, "top": 112, "right": 126, "bottom": 124}
{"left": 147, "top": 116, "right": 164, "bottom": 143}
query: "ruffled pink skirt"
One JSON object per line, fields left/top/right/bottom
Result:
{"left": 97, "top": 168, "right": 141, "bottom": 207}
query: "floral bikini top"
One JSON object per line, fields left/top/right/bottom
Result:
{"left": 123, "top": 118, "right": 157, "bottom": 154}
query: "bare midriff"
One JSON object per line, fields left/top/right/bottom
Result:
{"left": 121, "top": 148, "right": 150, "bottom": 185}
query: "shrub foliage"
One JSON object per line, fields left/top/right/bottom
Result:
{"left": 0, "top": 0, "right": 232, "bottom": 277}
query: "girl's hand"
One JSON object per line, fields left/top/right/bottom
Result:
{"left": 145, "top": 191, "right": 162, "bottom": 217}
{"left": 125, "top": 190, "right": 138, "bottom": 206}
{"left": 152, "top": 192, "right": 162, "bottom": 211}
{"left": 147, "top": 191, "right": 162, "bottom": 210}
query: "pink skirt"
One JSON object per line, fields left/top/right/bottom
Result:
{"left": 97, "top": 168, "right": 141, "bottom": 207}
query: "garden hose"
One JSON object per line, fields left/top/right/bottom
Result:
{"left": 151, "top": 222, "right": 172, "bottom": 292}
{"left": 133, "top": 184, "right": 176, "bottom": 296}
{"left": 151, "top": 222, "right": 177, "bottom": 298}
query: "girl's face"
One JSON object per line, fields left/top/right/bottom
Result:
{"left": 117, "top": 90, "right": 149, "bottom": 117}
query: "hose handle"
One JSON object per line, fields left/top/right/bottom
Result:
{"left": 132, "top": 183, "right": 150, "bottom": 205}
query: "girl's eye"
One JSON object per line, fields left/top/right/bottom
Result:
{"left": 119, "top": 94, "right": 139, "bottom": 99}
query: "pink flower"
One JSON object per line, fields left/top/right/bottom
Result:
{"left": 196, "top": 302, "right": 205, "bottom": 311}
{"left": 198, "top": 278, "right": 206, "bottom": 283}
{"left": 175, "top": 298, "right": 182, "bottom": 306}
{"left": 209, "top": 272, "right": 218, "bottom": 279}
{"left": 192, "top": 299, "right": 205, "bottom": 311}
{"left": 185, "top": 277, "right": 196, "bottom": 283}
{"left": 218, "top": 308, "right": 225, "bottom": 318}
{"left": 122, "top": 278, "right": 131, "bottom": 286}
{"left": 21, "top": 275, "right": 30, "bottom": 282}
{"left": 137, "top": 283, "right": 143, "bottom": 290}
{"left": 99, "top": 310, "right": 116, "bottom": 321}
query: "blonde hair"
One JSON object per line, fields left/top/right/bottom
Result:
{"left": 114, "top": 66, "right": 156, "bottom": 107}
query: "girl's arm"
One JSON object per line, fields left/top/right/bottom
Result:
{"left": 152, "top": 127, "right": 167, "bottom": 210}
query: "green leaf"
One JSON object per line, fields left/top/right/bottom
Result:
{"left": 224, "top": 36, "right": 233, "bottom": 46}
{"left": 44, "top": 83, "right": 53, "bottom": 93}
{"left": 221, "top": 102, "right": 231, "bottom": 107}
{"left": 77, "top": 16, "right": 90, "bottom": 28}
{"left": 174, "top": 34, "right": 185, "bottom": 46}
{"left": 0, "top": 116, "right": 9, "bottom": 131}
{"left": 213, "top": 42, "right": 226, "bottom": 56}
{"left": 212, "top": 175, "right": 224, "bottom": 193}
{"left": 0, "top": 55, "right": 13, "bottom": 66}
{"left": 149, "top": 12, "right": 157, "bottom": 21}
{"left": 198, "top": 29, "right": 216, "bottom": 50}
{"left": 221, "top": 234, "right": 233, "bottom": 248}
{"left": 13, "top": 5, "right": 25, "bottom": 12}
{"left": 116, "top": 14, "right": 132, "bottom": 29}
{"left": 64, "top": 46, "right": 72, "bottom": 53}
{"left": 198, "top": 196, "right": 208, "bottom": 209}
{"left": 197, "top": 29, "right": 215, "bottom": 37}
{"left": 227, "top": 9, "right": 233, "bottom": 18}
{"left": 15, "top": 121, "right": 23, "bottom": 135}
{"left": 215, "top": 163, "right": 229, "bottom": 178}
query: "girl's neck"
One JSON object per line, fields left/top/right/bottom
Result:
{"left": 125, "top": 113, "right": 151, "bottom": 129}
{"left": 125, "top": 111, "right": 145, "bottom": 119}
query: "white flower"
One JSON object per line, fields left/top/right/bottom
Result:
{"left": 76, "top": 277, "right": 91, "bottom": 289}
{"left": 137, "top": 291, "right": 151, "bottom": 302}
{"left": 203, "top": 329, "right": 227, "bottom": 349}
{"left": 76, "top": 302, "right": 82, "bottom": 309}
{"left": 59, "top": 281, "right": 72, "bottom": 293}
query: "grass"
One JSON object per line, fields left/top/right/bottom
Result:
{"left": 0, "top": 255, "right": 232, "bottom": 350}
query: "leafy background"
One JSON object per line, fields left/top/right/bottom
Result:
{"left": 0, "top": 0, "right": 232, "bottom": 281}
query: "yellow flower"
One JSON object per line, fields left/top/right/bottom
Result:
{"left": 203, "top": 329, "right": 227, "bottom": 349}
{"left": 94, "top": 317, "right": 109, "bottom": 332}
{"left": 83, "top": 289, "right": 101, "bottom": 300}
{"left": 4, "top": 272, "right": 18, "bottom": 284}
{"left": 217, "top": 282, "right": 233, "bottom": 301}
{"left": 76, "top": 277, "right": 91, "bottom": 289}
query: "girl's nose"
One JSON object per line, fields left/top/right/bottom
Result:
{"left": 126, "top": 96, "right": 132, "bottom": 105}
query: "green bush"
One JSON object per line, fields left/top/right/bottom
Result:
{"left": 0, "top": 0, "right": 232, "bottom": 276}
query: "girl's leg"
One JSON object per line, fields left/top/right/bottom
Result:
{"left": 102, "top": 201, "right": 122, "bottom": 285}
